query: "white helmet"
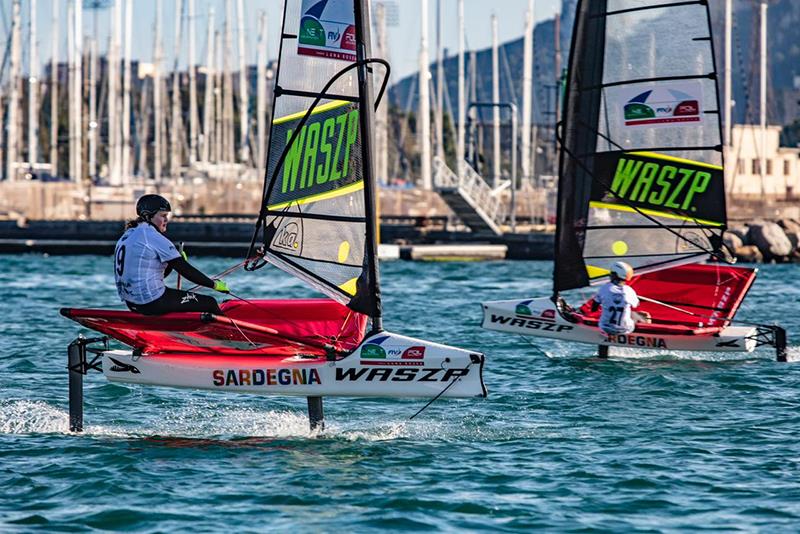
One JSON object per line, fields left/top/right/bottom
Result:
{"left": 610, "top": 261, "right": 634, "bottom": 283}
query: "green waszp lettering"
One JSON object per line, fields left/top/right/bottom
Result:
{"left": 300, "top": 122, "right": 321, "bottom": 189}
{"left": 282, "top": 127, "right": 307, "bottom": 193}
{"left": 316, "top": 117, "right": 336, "bottom": 184}
{"left": 681, "top": 171, "right": 711, "bottom": 210}
{"left": 330, "top": 113, "right": 349, "bottom": 182}
{"left": 648, "top": 165, "right": 678, "bottom": 205}
{"left": 611, "top": 158, "right": 643, "bottom": 197}
{"left": 664, "top": 168, "right": 694, "bottom": 209}
{"left": 630, "top": 162, "right": 659, "bottom": 203}
{"left": 341, "top": 110, "right": 360, "bottom": 177}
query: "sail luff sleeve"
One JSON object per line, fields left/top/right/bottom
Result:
{"left": 352, "top": 0, "right": 382, "bottom": 322}
{"left": 554, "top": 0, "right": 608, "bottom": 293}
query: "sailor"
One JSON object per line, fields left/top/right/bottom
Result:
{"left": 590, "top": 261, "right": 649, "bottom": 335}
{"left": 114, "top": 194, "right": 230, "bottom": 315}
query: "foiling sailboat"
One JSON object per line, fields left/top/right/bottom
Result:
{"left": 61, "top": 0, "right": 486, "bottom": 432}
{"left": 482, "top": 0, "right": 787, "bottom": 360}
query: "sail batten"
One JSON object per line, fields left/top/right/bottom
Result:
{"left": 555, "top": 0, "right": 726, "bottom": 294}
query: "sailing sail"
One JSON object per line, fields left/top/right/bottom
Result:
{"left": 254, "top": 0, "right": 381, "bottom": 317}
{"left": 555, "top": 0, "right": 726, "bottom": 293}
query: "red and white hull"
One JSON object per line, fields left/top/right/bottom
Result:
{"left": 482, "top": 296, "right": 759, "bottom": 353}
{"left": 101, "top": 330, "right": 487, "bottom": 398}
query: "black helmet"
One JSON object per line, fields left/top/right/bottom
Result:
{"left": 136, "top": 194, "right": 171, "bottom": 219}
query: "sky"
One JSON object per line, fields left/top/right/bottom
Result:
{"left": 2, "top": 0, "right": 560, "bottom": 82}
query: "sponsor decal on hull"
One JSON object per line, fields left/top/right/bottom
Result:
{"left": 360, "top": 337, "right": 427, "bottom": 365}
{"left": 212, "top": 368, "right": 322, "bottom": 387}
{"left": 335, "top": 367, "right": 470, "bottom": 382}
{"left": 489, "top": 314, "right": 574, "bottom": 333}
{"left": 605, "top": 333, "right": 668, "bottom": 349}
{"left": 108, "top": 357, "right": 140, "bottom": 374}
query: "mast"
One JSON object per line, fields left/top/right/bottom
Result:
{"left": 188, "top": 0, "right": 198, "bottom": 166}
{"left": 236, "top": 0, "right": 249, "bottom": 163}
{"left": 223, "top": 0, "right": 235, "bottom": 163}
{"left": 202, "top": 8, "right": 215, "bottom": 164}
{"left": 28, "top": 0, "right": 39, "bottom": 170}
{"left": 7, "top": 0, "right": 21, "bottom": 181}
{"left": 521, "top": 0, "right": 534, "bottom": 187}
{"left": 256, "top": 10, "right": 267, "bottom": 175}
{"left": 108, "top": 0, "right": 120, "bottom": 185}
{"left": 76, "top": 0, "right": 83, "bottom": 187}
{"left": 50, "top": 0, "right": 59, "bottom": 177}
{"left": 354, "top": 0, "right": 383, "bottom": 328}
{"left": 759, "top": 1, "right": 767, "bottom": 194}
{"left": 375, "top": 2, "right": 388, "bottom": 184}
{"left": 214, "top": 30, "right": 223, "bottom": 163}
{"left": 154, "top": 0, "right": 162, "bottom": 183}
{"left": 434, "top": 0, "right": 444, "bottom": 161}
{"left": 170, "top": 0, "right": 184, "bottom": 178}
{"left": 88, "top": 37, "right": 97, "bottom": 184}
{"left": 457, "top": 0, "right": 465, "bottom": 179}
{"left": 122, "top": 0, "right": 132, "bottom": 181}
{"left": 492, "top": 14, "right": 500, "bottom": 187}
{"left": 723, "top": 0, "right": 732, "bottom": 149}
{"left": 418, "top": 0, "right": 431, "bottom": 189}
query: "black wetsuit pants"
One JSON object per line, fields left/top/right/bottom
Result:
{"left": 127, "top": 288, "right": 222, "bottom": 315}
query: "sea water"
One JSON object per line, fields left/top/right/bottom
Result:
{"left": 1, "top": 254, "right": 799, "bottom": 531}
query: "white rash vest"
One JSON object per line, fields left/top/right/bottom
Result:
{"left": 114, "top": 223, "right": 180, "bottom": 305}
{"left": 593, "top": 282, "right": 640, "bottom": 335}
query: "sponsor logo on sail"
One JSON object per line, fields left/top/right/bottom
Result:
{"left": 623, "top": 86, "right": 701, "bottom": 127}
{"left": 212, "top": 368, "right": 322, "bottom": 387}
{"left": 274, "top": 105, "right": 361, "bottom": 201}
{"left": 298, "top": 0, "right": 357, "bottom": 61}
{"left": 273, "top": 221, "right": 302, "bottom": 253}
{"left": 601, "top": 153, "right": 721, "bottom": 216}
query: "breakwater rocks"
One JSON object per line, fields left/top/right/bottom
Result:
{"left": 724, "top": 219, "right": 800, "bottom": 263}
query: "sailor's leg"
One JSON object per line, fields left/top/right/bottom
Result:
{"left": 129, "top": 288, "right": 222, "bottom": 315}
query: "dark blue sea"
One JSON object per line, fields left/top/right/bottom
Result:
{"left": 1, "top": 254, "right": 799, "bottom": 531}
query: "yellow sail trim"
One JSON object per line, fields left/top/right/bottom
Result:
{"left": 586, "top": 265, "right": 610, "bottom": 279}
{"left": 628, "top": 151, "right": 723, "bottom": 171}
{"left": 272, "top": 100, "right": 351, "bottom": 126}
{"left": 268, "top": 181, "right": 364, "bottom": 210}
{"left": 589, "top": 201, "right": 723, "bottom": 227}
{"left": 339, "top": 277, "right": 358, "bottom": 296}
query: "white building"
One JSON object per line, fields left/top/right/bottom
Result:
{"left": 727, "top": 124, "right": 800, "bottom": 200}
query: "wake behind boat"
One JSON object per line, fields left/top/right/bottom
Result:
{"left": 62, "top": 0, "right": 486, "bottom": 432}
{"left": 482, "top": 0, "right": 787, "bottom": 360}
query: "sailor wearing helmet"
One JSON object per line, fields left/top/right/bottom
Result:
{"left": 113, "top": 194, "right": 231, "bottom": 315}
{"left": 590, "top": 261, "right": 649, "bottom": 335}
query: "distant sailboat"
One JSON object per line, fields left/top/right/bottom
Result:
{"left": 481, "top": 0, "right": 787, "bottom": 360}
{"left": 61, "top": 0, "right": 486, "bottom": 433}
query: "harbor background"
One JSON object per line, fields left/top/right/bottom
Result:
{"left": 1, "top": 255, "right": 799, "bottom": 530}
{"left": 0, "top": 0, "right": 799, "bottom": 262}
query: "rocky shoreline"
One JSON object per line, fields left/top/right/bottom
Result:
{"left": 724, "top": 219, "right": 800, "bottom": 263}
